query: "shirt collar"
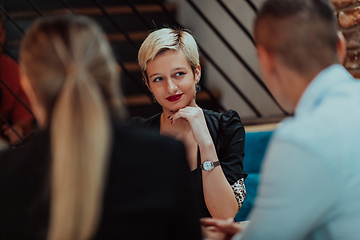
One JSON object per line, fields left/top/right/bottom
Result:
{"left": 295, "top": 64, "right": 353, "bottom": 116}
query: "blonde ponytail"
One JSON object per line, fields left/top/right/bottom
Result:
{"left": 20, "top": 16, "right": 121, "bottom": 240}
{"left": 48, "top": 63, "right": 111, "bottom": 240}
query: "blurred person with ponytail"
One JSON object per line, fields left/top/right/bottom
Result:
{"left": 0, "top": 15, "right": 201, "bottom": 240}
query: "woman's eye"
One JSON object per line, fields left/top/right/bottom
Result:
{"left": 175, "top": 72, "right": 185, "bottom": 77}
{"left": 153, "top": 77, "right": 163, "bottom": 82}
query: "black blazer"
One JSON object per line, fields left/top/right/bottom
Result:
{"left": 0, "top": 122, "right": 202, "bottom": 240}
{"left": 131, "top": 109, "right": 247, "bottom": 218}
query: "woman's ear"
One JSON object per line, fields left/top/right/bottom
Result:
{"left": 194, "top": 65, "right": 201, "bottom": 82}
{"left": 20, "top": 73, "right": 47, "bottom": 128}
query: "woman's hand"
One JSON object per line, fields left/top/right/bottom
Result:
{"left": 169, "top": 106, "right": 212, "bottom": 145}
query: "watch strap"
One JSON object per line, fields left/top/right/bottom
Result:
{"left": 200, "top": 160, "right": 221, "bottom": 171}
{"left": 213, "top": 160, "right": 221, "bottom": 168}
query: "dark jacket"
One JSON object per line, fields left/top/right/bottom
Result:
{"left": 131, "top": 109, "right": 247, "bottom": 217}
{"left": 0, "top": 122, "right": 202, "bottom": 240}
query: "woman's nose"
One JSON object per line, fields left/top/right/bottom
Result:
{"left": 166, "top": 79, "right": 177, "bottom": 93}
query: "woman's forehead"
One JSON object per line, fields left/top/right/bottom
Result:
{"left": 147, "top": 50, "right": 190, "bottom": 72}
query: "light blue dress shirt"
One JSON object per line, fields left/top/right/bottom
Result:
{"left": 236, "top": 65, "right": 360, "bottom": 240}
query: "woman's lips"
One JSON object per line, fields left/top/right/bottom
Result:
{"left": 166, "top": 94, "right": 183, "bottom": 102}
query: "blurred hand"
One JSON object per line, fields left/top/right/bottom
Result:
{"left": 2, "top": 124, "right": 23, "bottom": 144}
{"left": 201, "top": 218, "right": 243, "bottom": 240}
{"left": 202, "top": 225, "right": 227, "bottom": 240}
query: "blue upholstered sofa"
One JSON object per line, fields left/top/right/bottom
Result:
{"left": 235, "top": 130, "right": 274, "bottom": 222}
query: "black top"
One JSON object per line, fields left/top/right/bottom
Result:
{"left": 0, "top": 122, "right": 202, "bottom": 240}
{"left": 131, "top": 109, "right": 247, "bottom": 218}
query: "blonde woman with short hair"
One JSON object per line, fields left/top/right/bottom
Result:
{"left": 0, "top": 16, "right": 201, "bottom": 240}
{"left": 132, "top": 28, "right": 247, "bottom": 219}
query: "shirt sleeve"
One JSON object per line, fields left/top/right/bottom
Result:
{"left": 231, "top": 178, "right": 246, "bottom": 210}
{"left": 217, "top": 110, "right": 247, "bottom": 185}
{"left": 237, "top": 139, "right": 337, "bottom": 240}
{"left": 215, "top": 110, "right": 247, "bottom": 210}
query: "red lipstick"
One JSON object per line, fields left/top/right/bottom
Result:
{"left": 166, "top": 94, "right": 183, "bottom": 102}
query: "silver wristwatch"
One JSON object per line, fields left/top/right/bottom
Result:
{"left": 200, "top": 160, "right": 221, "bottom": 171}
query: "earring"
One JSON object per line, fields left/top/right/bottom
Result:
{"left": 151, "top": 93, "right": 157, "bottom": 102}
{"left": 196, "top": 81, "right": 201, "bottom": 93}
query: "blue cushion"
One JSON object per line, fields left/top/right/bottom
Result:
{"left": 243, "top": 131, "right": 273, "bottom": 173}
{"left": 235, "top": 131, "right": 273, "bottom": 221}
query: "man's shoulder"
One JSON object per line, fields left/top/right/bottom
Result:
{"left": 276, "top": 112, "right": 331, "bottom": 136}
{"left": 273, "top": 105, "right": 358, "bottom": 162}
{"left": 277, "top": 79, "right": 360, "bottom": 143}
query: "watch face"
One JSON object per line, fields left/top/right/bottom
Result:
{"left": 203, "top": 161, "right": 213, "bottom": 171}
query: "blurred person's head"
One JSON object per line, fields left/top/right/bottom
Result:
{"left": 20, "top": 15, "right": 122, "bottom": 126}
{"left": 138, "top": 28, "right": 201, "bottom": 112}
{"left": 20, "top": 15, "right": 122, "bottom": 240}
{"left": 253, "top": 0, "right": 346, "bottom": 112}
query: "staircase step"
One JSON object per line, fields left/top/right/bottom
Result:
{"left": 2, "top": 0, "right": 167, "bottom": 12}
{"left": 6, "top": 5, "right": 176, "bottom": 41}
{"left": 107, "top": 31, "right": 149, "bottom": 42}
{"left": 120, "top": 62, "right": 140, "bottom": 72}
{"left": 9, "top": 4, "right": 176, "bottom": 19}
{"left": 6, "top": 31, "right": 149, "bottom": 50}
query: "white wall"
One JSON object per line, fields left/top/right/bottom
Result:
{"left": 169, "top": 0, "right": 283, "bottom": 119}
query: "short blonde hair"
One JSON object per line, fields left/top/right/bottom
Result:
{"left": 138, "top": 28, "right": 200, "bottom": 84}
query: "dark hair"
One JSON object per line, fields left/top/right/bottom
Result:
{"left": 254, "top": 0, "right": 338, "bottom": 75}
